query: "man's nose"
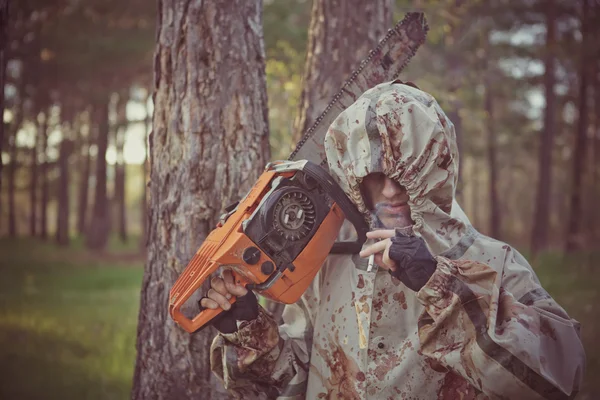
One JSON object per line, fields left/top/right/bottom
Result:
{"left": 382, "top": 177, "right": 402, "bottom": 198}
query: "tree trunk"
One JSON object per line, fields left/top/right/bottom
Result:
{"left": 132, "top": 2, "right": 270, "bottom": 398}
{"left": 0, "top": 0, "right": 8, "bottom": 195}
{"left": 485, "top": 87, "right": 500, "bottom": 238}
{"left": 8, "top": 73, "right": 26, "bottom": 238}
{"left": 40, "top": 108, "right": 50, "bottom": 239}
{"left": 292, "top": 0, "right": 392, "bottom": 142}
{"left": 484, "top": 32, "right": 500, "bottom": 239}
{"left": 77, "top": 113, "right": 92, "bottom": 236}
{"left": 86, "top": 98, "right": 111, "bottom": 250}
{"left": 140, "top": 97, "right": 151, "bottom": 250}
{"left": 565, "top": 0, "right": 590, "bottom": 253}
{"left": 55, "top": 138, "right": 72, "bottom": 246}
{"left": 29, "top": 116, "right": 40, "bottom": 236}
{"left": 531, "top": 1, "right": 556, "bottom": 256}
{"left": 115, "top": 93, "right": 128, "bottom": 243}
{"left": 594, "top": 42, "right": 600, "bottom": 245}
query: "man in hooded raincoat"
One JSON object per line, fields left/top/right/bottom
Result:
{"left": 203, "top": 81, "right": 586, "bottom": 399}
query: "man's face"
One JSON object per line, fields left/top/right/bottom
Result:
{"left": 360, "top": 172, "right": 413, "bottom": 229}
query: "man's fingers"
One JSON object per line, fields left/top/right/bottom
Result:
{"left": 366, "top": 229, "right": 396, "bottom": 239}
{"left": 200, "top": 297, "right": 219, "bottom": 310}
{"left": 382, "top": 244, "right": 396, "bottom": 271}
{"left": 222, "top": 269, "right": 235, "bottom": 286}
{"left": 210, "top": 276, "right": 231, "bottom": 299}
{"left": 207, "top": 288, "right": 231, "bottom": 311}
{"left": 374, "top": 254, "right": 387, "bottom": 270}
{"left": 222, "top": 269, "right": 247, "bottom": 296}
{"left": 359, "top": 239, "right": 389, "bottom": 258}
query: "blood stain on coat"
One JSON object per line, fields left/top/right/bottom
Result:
{"left": 315, "top": 334, "right": 362, "bottom": 400}
{"left": 373, "top": 352, "right": 401, "bottom": 381}
{"left": 437, "top": 371, "right": 478, "bottom": 400}
{"left": 357, "top": 274, "right": 365, "bottom": 288}
{"left": 393, "top": 291, "right": 408, "bottom": 310}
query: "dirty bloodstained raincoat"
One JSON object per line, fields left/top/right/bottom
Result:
{"left": 210, "top": 81, "right": 585, "bottom": 399}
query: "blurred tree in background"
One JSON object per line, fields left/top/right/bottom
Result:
{"left": 1, "top": 0, "right": 599, "bottom": 398}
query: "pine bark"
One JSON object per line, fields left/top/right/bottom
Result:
{"left": 531, "top": 2, "right": 557, "bottom": 256}
{"left": 86, "top": 99, "right": 111, "bottom": 250}
{"left": 292, "top": 0, "right": 392, "bottom": 142}
{"left": 132, "top": 1, "right": 270, "bottom": 399}
{"left": 565, "top": 0, "right": 590, "bottom": 252}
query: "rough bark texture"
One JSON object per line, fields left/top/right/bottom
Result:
{"left": 292, "top": 0, "right": 392, "bottom": 143}
{"left": 565, "top": 0, "right": 590, "bottom": 253}
{"left": 531, "top": 2, "right": 556, "bottom": 256}
{"left": 86, "top": 99, "right": 111, "bottom": 250}
{"left": 55, "top": 138, "right": 72, "bottom": 246}
{"left": 132, "top": 1, "right": 270, "bottom": 399}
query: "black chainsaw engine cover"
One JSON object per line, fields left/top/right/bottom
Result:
{"left": 243, "top": 171, "right": 332, "bottom": 270}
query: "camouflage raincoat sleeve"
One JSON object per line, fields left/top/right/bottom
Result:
{"left": 210, "top": 270, "right": 321, "bottom": 399}
{"left": 416, "top": 244, "right": 585, "bottom": 399}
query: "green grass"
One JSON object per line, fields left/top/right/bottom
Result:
{"left": 0, "top": 237, "right": 144, "bottom": 400}
{"left": 0, "top": 238, "right": 597, "bottom": 399}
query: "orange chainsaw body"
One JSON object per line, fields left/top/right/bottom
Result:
{"left": 169, "top": 161, "right": 366, "bottom": 333}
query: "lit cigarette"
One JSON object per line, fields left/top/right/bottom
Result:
{"left": 367, "top": 253, "right": 374, "bottom": 272}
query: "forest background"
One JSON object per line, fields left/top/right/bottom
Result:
{"left": 0, "top": 0, "right": 598, "bottom": 398}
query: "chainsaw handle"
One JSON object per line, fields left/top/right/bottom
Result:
{"left": 171, "top": 294, "right": 237, "bottom": 333}
{"left": 170, "top": 269, "right": 248, "bottom": 333}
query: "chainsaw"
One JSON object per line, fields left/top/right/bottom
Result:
{"left": 169, "top": 12, "right": 429, "bottom": 333}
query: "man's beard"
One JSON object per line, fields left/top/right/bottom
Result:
{"left": 370, "top": 202, "right": 414, "bottom": 235}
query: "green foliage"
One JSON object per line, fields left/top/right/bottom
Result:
{"left": 0, "top": 238, "right": 143, "bottom": 399}
{"left": 264, "top": 0, "right": 310, "bottom": 160}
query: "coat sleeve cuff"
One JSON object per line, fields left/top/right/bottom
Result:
{"left": 220, "top": 306, "right": 280, "bottom": 350}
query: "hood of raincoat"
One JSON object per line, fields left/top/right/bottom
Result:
{"left": 324, "top": 80, "right": 471, "bottom": 255}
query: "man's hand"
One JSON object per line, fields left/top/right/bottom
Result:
{"left": 200, "top": 269, "right": 248, "bottom": 311}
{"left": 359, "top": 229, "right": 398, "bottom": 271}
{"left": 360, "top": 229, "right": 438, "bottom": 292}
{"left": 199, "top": 269, "right": 259, "bottom": 334}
